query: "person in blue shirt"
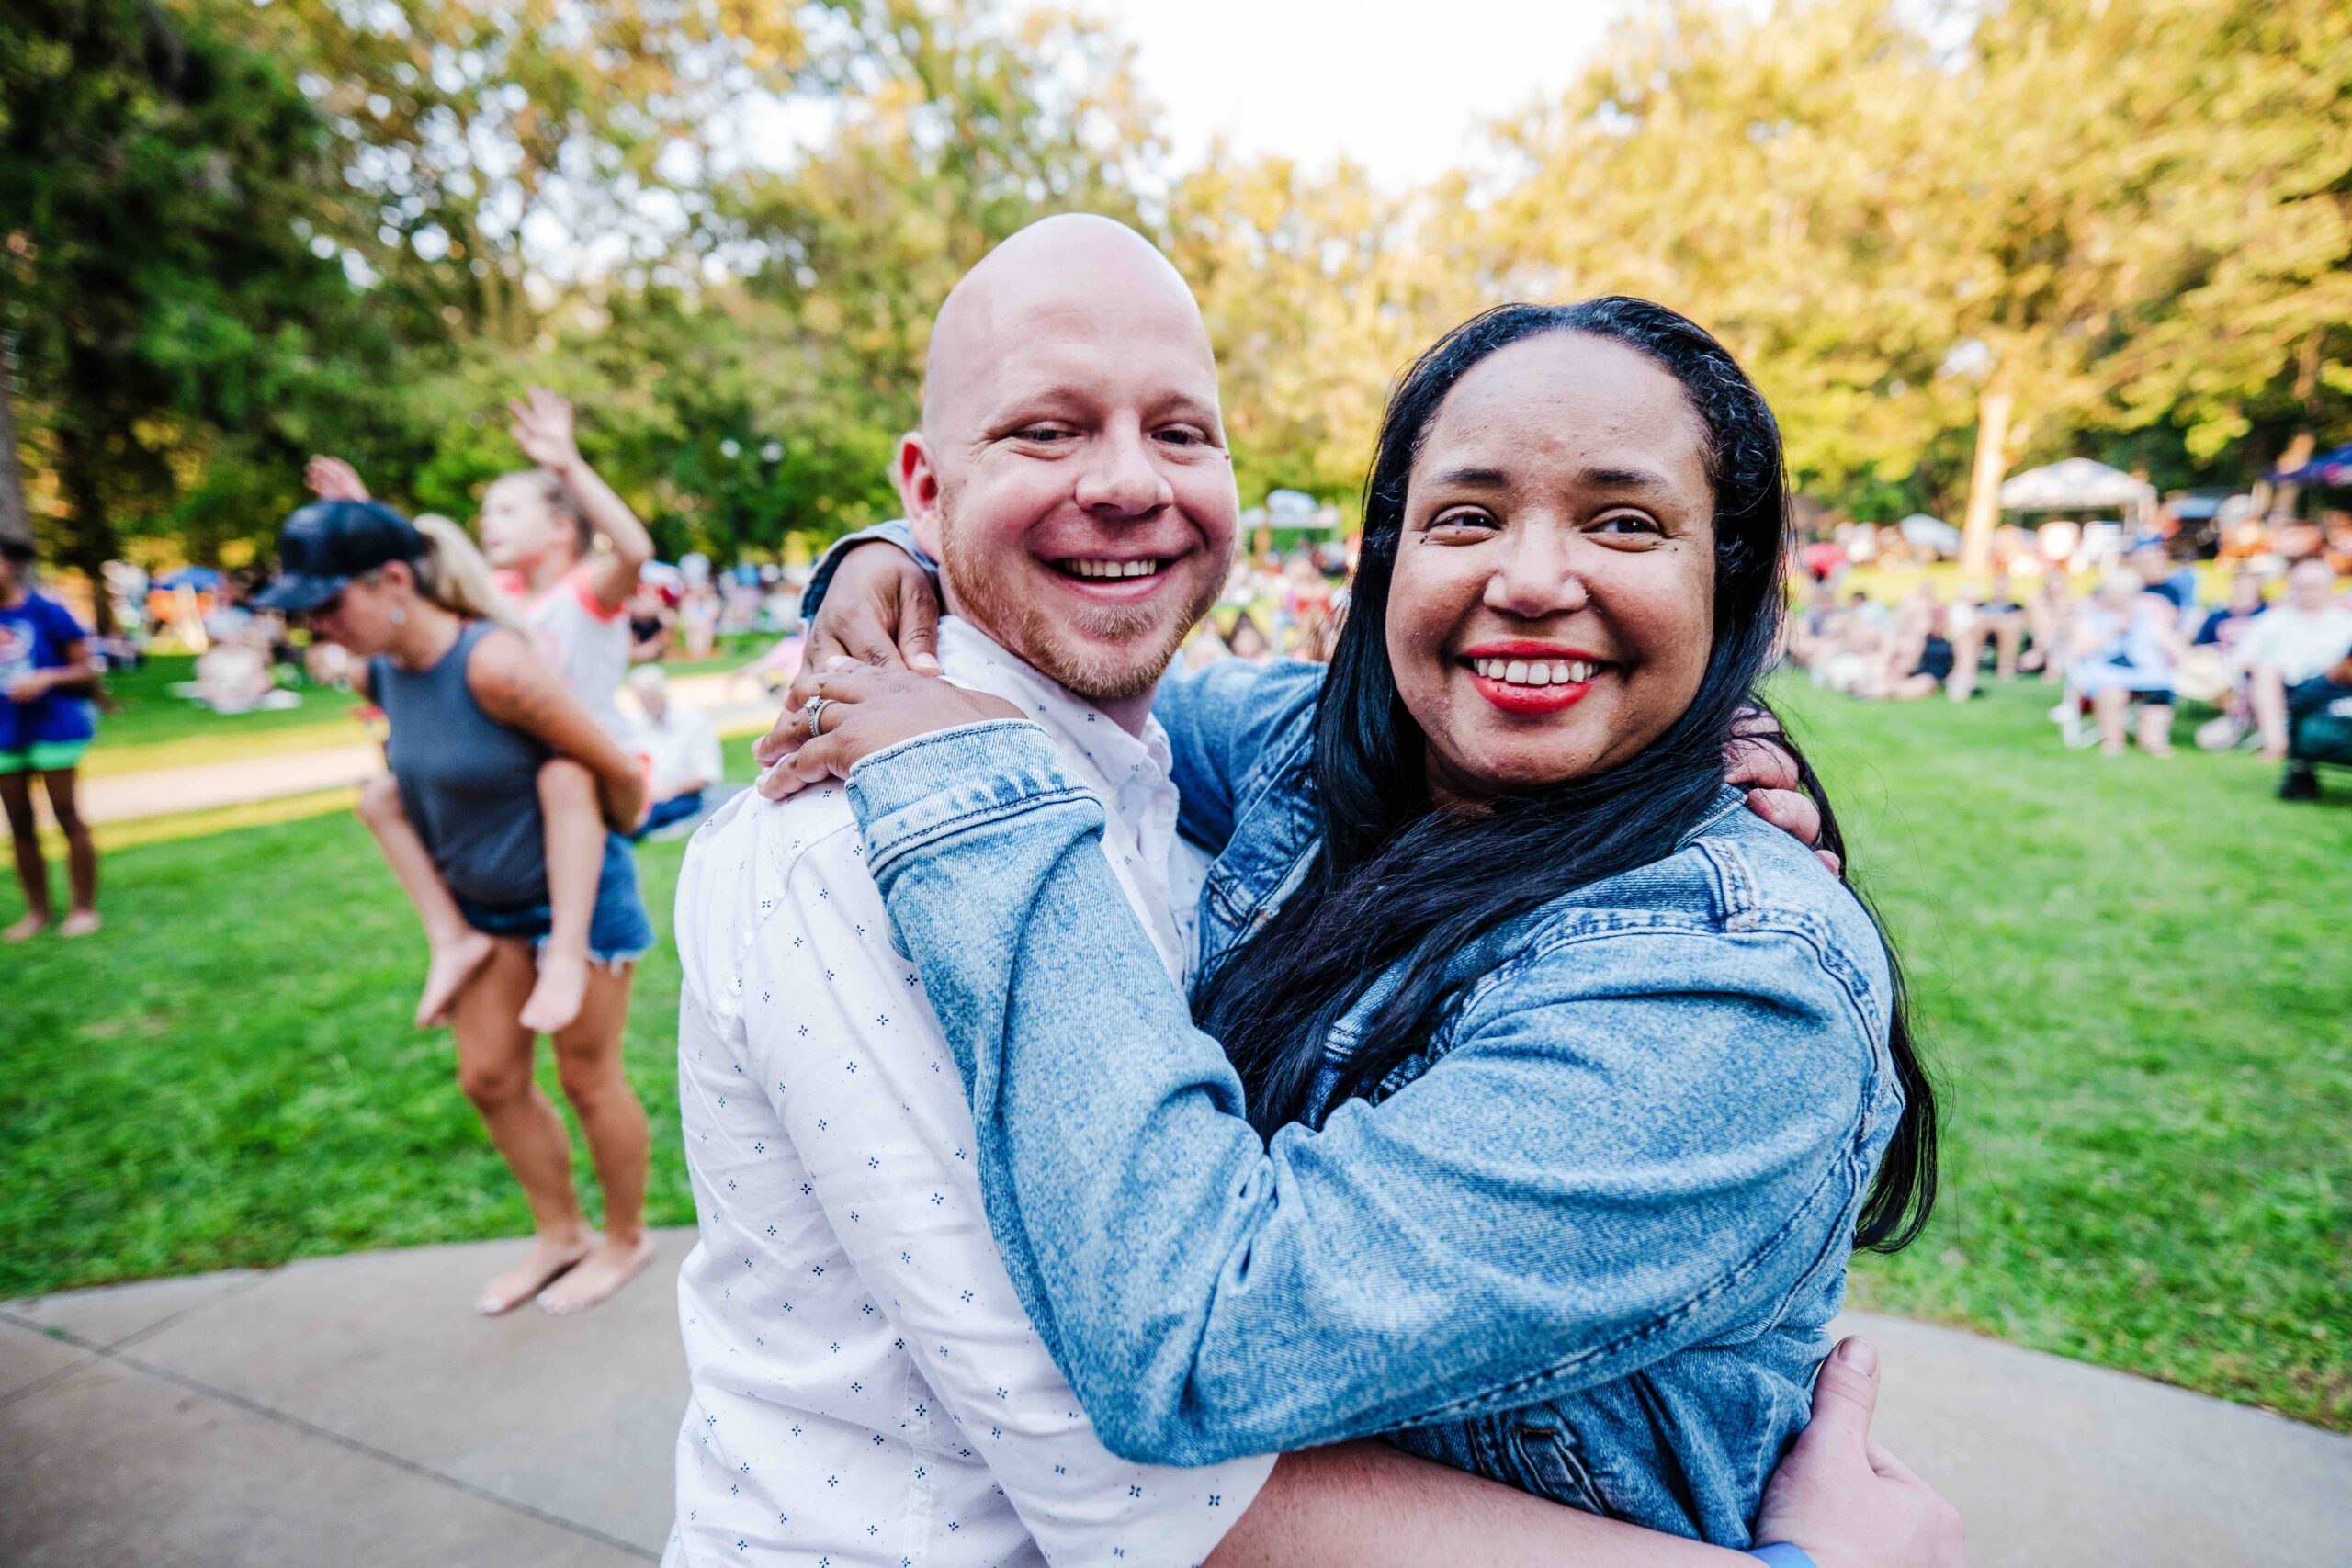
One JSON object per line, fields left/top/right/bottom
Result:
{"left": 0, "top": 536, "right": 102, "bottom": 941}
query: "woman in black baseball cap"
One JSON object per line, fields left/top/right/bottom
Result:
{"left": 266, "top": 500, "right": 663, "bottom": 1315}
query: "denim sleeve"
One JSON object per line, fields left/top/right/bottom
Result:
{"left": 797, "top": 518, "right": 933, "bottom": 625}
{"left": 1149, "top": 658, "right": 1322, "bottom": 853}
{"left": 850, "top": 733, "right": 1875, "bottom": 1467}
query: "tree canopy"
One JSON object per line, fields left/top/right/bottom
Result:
{"left": 6, "top": 0, "right": 2346, "bottom": 575}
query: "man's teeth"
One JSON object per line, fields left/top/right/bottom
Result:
{"left": 1473, "top": 657, "right": 1597, "bottom": 686}
{"left": 1065, "top": 558, "right": 1164, "bottom": 580}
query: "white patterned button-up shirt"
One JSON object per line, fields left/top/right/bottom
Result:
{"left": 665, "top": 617, "right": 1270, "bottom": 1567}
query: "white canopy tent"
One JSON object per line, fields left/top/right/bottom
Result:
{"left": 1998, "top": 459, "right": 2158, "bottom": 530}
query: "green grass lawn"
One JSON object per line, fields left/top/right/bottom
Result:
{"left": 3, "top": 694, "right": 2346, "bottom": 1430}
{"left": 83, "top": 654, "right": 371, "bottom": 775}
{"left": 1773, "top": 678, "right": 2352, "bottom": 1433}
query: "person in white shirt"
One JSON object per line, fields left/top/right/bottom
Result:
{"left": 2240, "top": 559, "right": 2352, "bottom": 760}
{"left": 667, "top": 217, "right": 1962, "bottom": 1568}
{"left": 625, "top": 664, "right": 724, "bottom": 838}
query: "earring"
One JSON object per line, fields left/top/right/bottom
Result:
{"left": 390, "top": 606, "right": 407, "bottom": 625}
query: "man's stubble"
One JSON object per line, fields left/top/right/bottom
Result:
{"left": 936, "top": 511, "right": 1224, "bottom": 704}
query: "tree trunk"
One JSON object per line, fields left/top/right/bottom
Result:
{"left": 54, "top": 430, "right": 120, "bottom": 636}
{"left": 0, "top": 333, "right": 30, "bottom": 551}
{"left": 1959, "top": 383, "right": 2014, "bottom": 580}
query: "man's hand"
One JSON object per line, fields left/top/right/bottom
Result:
{"left": 6, "top": 671, "right": 51, "bottom": 703}
{"left": 1754, "top": 1337, "right": 1966, "bottom": 1568}
{"left": 755, "top": 662, "right": 1023, "bottom": 800}
{"left": 507, "top": 386, "right": 582, "bottom": 474}
{"left": 305, "top": 456, "right": 370, "bottom": 502}
{"left": 1726, "top": 709, "right": 1838, "bottom": 877}
{"left": 753, "top": 542, "right": 943, "bottom": 773}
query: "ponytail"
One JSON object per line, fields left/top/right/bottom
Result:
{"left": 409, "top": 513, "right": 525, "bottom": 634}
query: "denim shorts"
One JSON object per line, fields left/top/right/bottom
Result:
{"left": 457, "top": 833, "right": 656, "bottom": 966}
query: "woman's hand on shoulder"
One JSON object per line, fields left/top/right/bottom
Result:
{"left": 753, "top": 542, "right": 943, "bottom": 774}
{"left": 1724, "top": 708, "right": 1838, "bottom": 877}
{"left": 755, "top": 661, "right": 1023, "bottom": 800}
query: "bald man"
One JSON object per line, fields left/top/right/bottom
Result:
{"left": 666, "top": 218, "right": 1957, "bottom": 1568}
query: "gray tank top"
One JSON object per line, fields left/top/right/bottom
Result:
{"left": 373, "top": 621, "right": 552, "bottom": 908}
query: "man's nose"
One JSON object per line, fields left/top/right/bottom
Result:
{"left": 1483, "top": 525, "right": 1591, "bottom": 620}
{"left": 1074, "top": 427, "right": 1172, "bottom": 518}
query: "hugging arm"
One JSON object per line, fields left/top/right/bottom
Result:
{"left": 763, "top": 531, "right": 1832, "bottom": 854}
{"left": 1224, "top": 1347, "right": 1964, "bottom": 1568}
{"left": 847, "top": 725, "right": 1871, "bottom": 1466}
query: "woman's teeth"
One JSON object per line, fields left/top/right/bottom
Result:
{"left": 1473, "top": 657, "right": 1597, "bottom": 686}
{"left": 1064, "top": 558, "right": 1164, "bottom": 580}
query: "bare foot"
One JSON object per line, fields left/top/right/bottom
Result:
{"left": 415, "top": 931, "right": 497, "bottom": 1029}
{"left": 475, "top": 1233, "right": 594, "bottom": 1316}
{"left": 536, "top": 1231, "right": 657, "bottom": 1315}
{"left": 3, "top": 914, "right": 48, "bottom": 942}
{"left": 518, "top": 947, "right": 590, "bottom": 1036}
{"left": 59, "top": 909, "right": 101, "bottom": 939}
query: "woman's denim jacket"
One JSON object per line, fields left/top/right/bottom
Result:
{"left": 806, "top": 532, "right": 1905, "bottom": 1546}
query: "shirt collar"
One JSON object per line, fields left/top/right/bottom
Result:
{"left": 934, "top": 616, "right": 1172, "bottom": 789}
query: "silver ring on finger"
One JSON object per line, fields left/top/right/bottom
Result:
{"left": 803, "top": 696, "right": 835, "bottom": 741}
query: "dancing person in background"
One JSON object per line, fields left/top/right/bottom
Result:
{"left": 260, "top": 502, "right": 658, "bottom": 1315}
{"left": 0, "top": 535, "right": 102, "bottom": 941}
{"left": 307, "top": 389, "right": 654, "bottom": 1030}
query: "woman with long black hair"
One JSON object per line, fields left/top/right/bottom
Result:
{"left": 764, "top": 299, "right": 1937, "bottom": 1550}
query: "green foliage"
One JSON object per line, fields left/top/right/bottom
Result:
{"left": 5, "top": 0, "right": 2347, "bottom": 567}
{"left": 1, "top": 0, "right": 395, "bottom": 592}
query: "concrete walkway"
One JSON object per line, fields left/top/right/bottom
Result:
{"left": 4, "top": 1233, "right": 2347, "bottom": 1566}
{"left": 76, "top": 671, "right": 783, "bottom": 826}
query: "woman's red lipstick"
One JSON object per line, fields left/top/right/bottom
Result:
{"left": 1460, "top": 642, "right": 1606, "bottom": 716}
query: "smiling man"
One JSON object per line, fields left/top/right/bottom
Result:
{"left": 666, "top": 217, "right": 1265, "bottom": 1568}
{"left": 664, "top": 216, "right": 1955, "bottom": 1568}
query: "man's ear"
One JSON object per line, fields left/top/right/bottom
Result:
{"left": 895, "top": 431, "right": 946, "bottom": 561}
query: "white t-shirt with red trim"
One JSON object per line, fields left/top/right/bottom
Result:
{"left": 498, "top": 562, "right": 633, "bottom": 740}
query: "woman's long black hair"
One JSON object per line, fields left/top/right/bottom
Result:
{"left": 1193, "top": 299, "right": 1937, "bottom": 1252}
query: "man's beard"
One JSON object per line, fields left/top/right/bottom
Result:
{"left": 939, "top": 528, "right": 1217, "bottom": 702}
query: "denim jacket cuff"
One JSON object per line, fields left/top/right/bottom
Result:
{"left": 848, "top": 719, "right": 1099, "bottom": 880}
{"left": 798, "top": 519, "right": 936, "bottom": 624}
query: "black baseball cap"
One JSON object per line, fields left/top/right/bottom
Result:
{"left": 254, "top": 500, "right": 426, "bottom": 614}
